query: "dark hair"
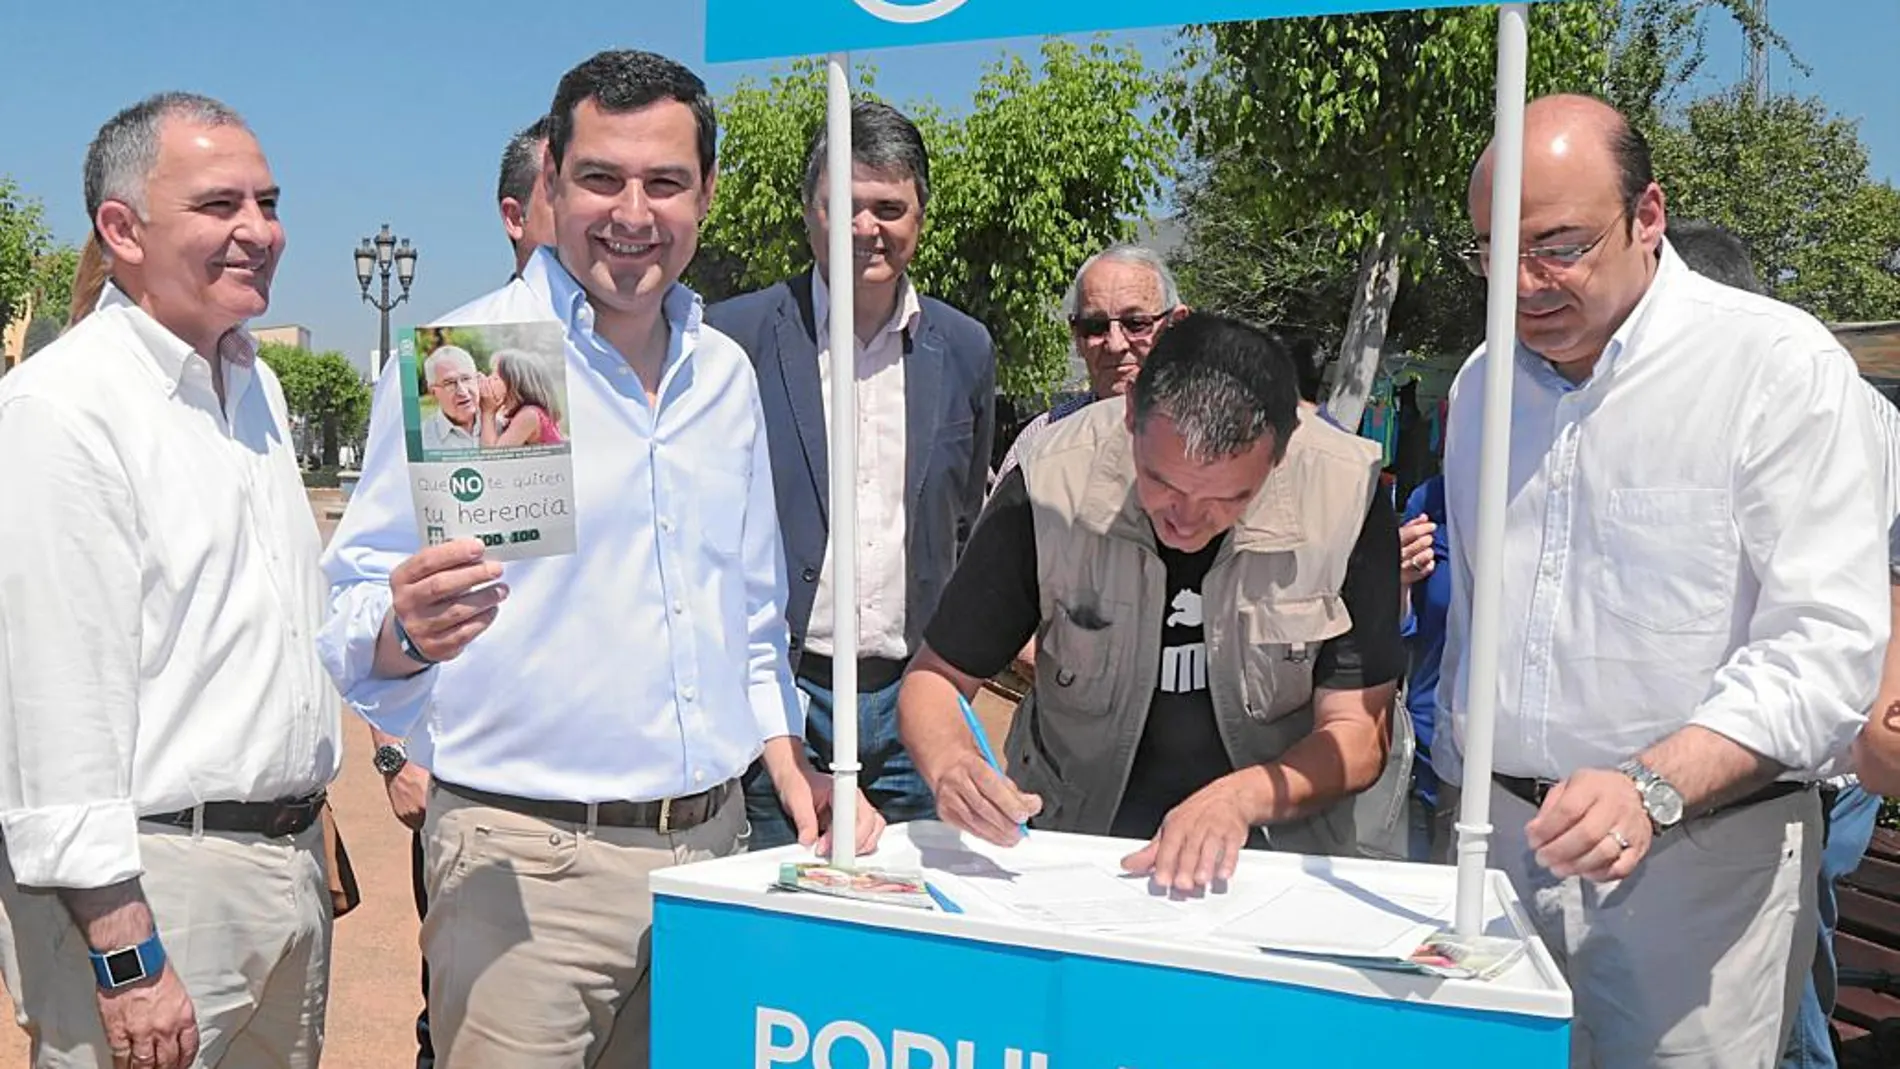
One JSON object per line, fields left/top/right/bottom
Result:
{"left": 1270, "top": 328, "right": 1326, "bottom": 404}
{"left": 546, "top": 50, "right": 716, "bottom": 179}
{"left": 1131, "top": 312, "right": 1301, "bottom": 463}
{"left": 1611, "top": 117, "right": 1656, "bottom": 220}
{"left": 497, "top": 115, "right": 552, "bottom": 208}
{"left": 1667, "top": 218, "right": 1766, "bottom": 295}
{"left": 802, "top": 99, "right": 931, "bottom": 211}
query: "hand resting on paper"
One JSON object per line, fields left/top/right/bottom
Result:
{"left": 761, "top": 737, "right": 886, "bottom": 858}
{"left": 381, "top": 538, "right": 508, "bottom": 670}
{"left": 1120, "top": 776, "right": 1253, "bottom": 895}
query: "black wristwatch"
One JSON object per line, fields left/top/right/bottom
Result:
{"left": 392, "top": 613, "right": 436, "bottom": 666}
{"left": 373, "top": 741, "right": 409, "bottom": 777}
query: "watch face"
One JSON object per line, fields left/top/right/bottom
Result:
{"left": 373, "top": 745, "right": 407, "bottom": 775}
{"left": 104, "top": 948, "right": 146, "bottom": 987}
{"left": 1644, "top": 780, "right": 1685, "bottom": 826}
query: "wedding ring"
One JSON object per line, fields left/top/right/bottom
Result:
{"left": 1607, "top": 828, "right": 1632, "bottom": 852}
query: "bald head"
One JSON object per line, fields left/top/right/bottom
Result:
{"left": 1467, "top": 94, "right": 1668, "bottom": 382}
{"left": 1471, "top": 95, "right": 1653, "bottom": 220}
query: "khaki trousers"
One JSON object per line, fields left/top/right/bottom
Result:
{"left": 0, "top": 822, "right": 331, "bottom": 1068}
{"left": 421, "top": 783, "right": 747, "bottom": 1069}
{"left": 1489, "top": 782, "right": 1820, "bottom": 1069}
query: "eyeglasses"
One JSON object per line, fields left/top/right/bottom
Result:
{"left": 432, "top": 374, "right": 482, "bottom": 390}
{"left": 1460, "top": 214, "right": 1626, "bottom": 278}
{"left": 1069, "top": 309, "right": 1175, "bottom": 339}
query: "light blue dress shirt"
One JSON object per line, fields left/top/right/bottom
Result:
{"left": 318, "top": 248, "right": 802, "bottom": 803}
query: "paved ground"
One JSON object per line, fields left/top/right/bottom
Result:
{"left": 0, "top": 490, "right": 1019, "bottom": 1066}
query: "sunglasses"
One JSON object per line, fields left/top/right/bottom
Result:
{"left": 1069, "top": 309, "right": 1175, "bottom": 339}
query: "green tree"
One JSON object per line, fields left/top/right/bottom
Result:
{"left": 1651, "top": 89, "right": 1900, "bottom": 323}
{"left": 692, "top": 40, "right": 1174, "bottom": 401}
{"left": 0, "top": 177, "right": 51, "bottom": 339}
{"left": 1169, "top": 1, "right": 1783, "bottom": 428}
{"left": 258, "top": 342, "right": 371, "bottom": 469}
{"left": 30, "top": 242, "right": 81, "bottom": 331}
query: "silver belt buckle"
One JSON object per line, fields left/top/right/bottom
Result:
{"left": 657, "top": 796, "right": 674, "bottom": 835}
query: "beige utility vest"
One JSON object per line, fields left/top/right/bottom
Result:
{"left": 1004, "top": 399, "right": 1382, "bottom": 855}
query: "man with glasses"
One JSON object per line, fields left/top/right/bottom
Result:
{"left": 418, "top": 345, "right": 485, "bottom": 453}
{"left": 994, "top": 244, "right": 1186, "bottom": 483}
{"left": 1435, "top": 95, "right": 1888, "bottom": 1068}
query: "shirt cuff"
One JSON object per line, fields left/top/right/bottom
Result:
{"left": 317, "top": 581, "right": 434, "bottom": 739}
{"left": 750, "top": 675, "right": 804, "bottom": 746}
{"left": 1688, "top": 700, "right": 1858, "bottom": 778}
{"left": 2, "top": 799, "right": 142, "bottom": 889}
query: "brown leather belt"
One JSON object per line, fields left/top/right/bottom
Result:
{"left": 1494, "top": 774, "right": 1811, "bottom": 816}
{"left": 437, "top": 779, "right": 733, "bottom": 833}
{"left": 141, "top": 791, "right": 326, "bottom": 839}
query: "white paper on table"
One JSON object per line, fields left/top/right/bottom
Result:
{"left": 1210, "top": 882, "right": 1452, "bottom": 959}
{"left": 950, "top": 861, "right": 1182, "bottom": 930}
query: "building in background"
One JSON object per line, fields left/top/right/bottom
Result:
{"left": 251, "top": 323, "right": 312, "bottom": 351}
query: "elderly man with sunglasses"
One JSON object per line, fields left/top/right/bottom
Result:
{"left": 1435, "top": 95, "right": 1887, "bottom": 1069}
{"left": 994, "top": 245, "right": 1187, "bottom": 483}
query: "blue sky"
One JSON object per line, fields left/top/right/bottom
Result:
{"left": 2, "top": 2, "right": 1892, "bottom": 368}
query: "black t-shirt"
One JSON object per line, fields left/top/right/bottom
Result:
{"left": 926, "top": 467, "right": 1403, "bottom": 838}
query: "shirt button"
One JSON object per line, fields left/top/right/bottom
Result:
{"left": 672, "top": 600, "right": 685, "bottom": 614}
{"left": 801, "top": 568, "right": 818, "bottom": 582}
{"left": 660, "top": 517, "right": 675, "bottom": 533}
{"left": 682, "top": 686, "right": 697, "bottom": 701}
{"left": 694, "top": 770, "right": 706, "bottom": 784}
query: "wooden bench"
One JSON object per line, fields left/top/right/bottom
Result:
{"left": 1834, "top": 826, "right": 1900, "bottom": 1067}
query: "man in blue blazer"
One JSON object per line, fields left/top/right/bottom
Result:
{"left": 706, "top": 101, "right": 996, "bottom": 848}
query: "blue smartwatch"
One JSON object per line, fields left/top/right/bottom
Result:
{"left": 90, "top": 932, "right": 165, "bottom": 991}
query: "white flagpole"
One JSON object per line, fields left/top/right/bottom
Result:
{"left": 1454, "top": 1, "right": 1529, "bottom": 938}
{"left": 825, "top": 51, "right": 862, "bottom": 869}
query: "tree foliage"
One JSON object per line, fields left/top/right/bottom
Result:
{"left": 30, "top": 242, "right": 81, "bottom": 332}
{"left": 258, "top": 342, "right": 371, "bottom": 468}
{"left": 0, "top": 177, "right": 51, "bottom": 339}
{"left": 692, "top": 40, "right": 1175, "bottom": 400}
{"left": 1651, "top": 89, "right": 1900, "bottom": 323}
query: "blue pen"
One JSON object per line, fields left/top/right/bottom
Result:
{"left": 925, "top": 882, "right": 964, "bottom": 914}
{"left": 958, "top": 694, "right": 1029, "bottom": 839}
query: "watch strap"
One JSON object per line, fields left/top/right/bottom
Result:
{"left": 89, "top": 932, "right": 165, "bottom": 991}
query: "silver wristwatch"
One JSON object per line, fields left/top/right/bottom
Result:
{"left": 1617, "top": 759, "right": 1685, "bottom": 831}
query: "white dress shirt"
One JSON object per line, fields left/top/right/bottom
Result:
{"left": 1437, "top": 245, "right": 1890, "bottom": 786}
{"left": 0, "top": 285, "right": 340, "bottom": 888}
{"left": 318, "top": 248, "right": 802, "bottom": 803}
{"left": 803, "top": 268, "right": 917, "bottom": 662}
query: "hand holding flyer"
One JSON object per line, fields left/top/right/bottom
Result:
{"left": 399, "top": 322, "right": 576, "bottom": 561}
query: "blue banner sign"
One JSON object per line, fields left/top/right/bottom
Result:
{"left": 706, "top": 0, "right": 1548, "bottom": 62}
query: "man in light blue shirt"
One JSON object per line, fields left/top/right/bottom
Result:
{"left": 318, "top": 49, "right": 881, "bottom": 1068}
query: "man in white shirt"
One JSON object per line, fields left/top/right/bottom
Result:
{"left": 0, "top": 93, "right": 339, "bottom": 1069}
{"left": 417, "top": 345, "right": 484, "bottom": 454}
{"left": 1438, "top": 95, "right": 1889, "bottom": 1068}
{"left": 1668, "top": 217, "right": 1900, "bottom": 1069}
{"left": 320, "top": 50, "right": 881, "bottom": 1068}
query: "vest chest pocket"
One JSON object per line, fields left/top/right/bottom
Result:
{"left": 1035, "top": 597, "right": 1128, "bottom": 717}
{"left": 1235, "top": 596, "right": 1351, "bottom": 724}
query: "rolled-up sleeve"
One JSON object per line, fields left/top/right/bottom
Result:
{"left": 739, "top": 387, "right": 802, "bottom": 746}
{"left": 1690, "top": 347, "right": 1889, "bottom": 771}
{"left": 316, "top": 369, "right": 436, "bottom": 738}
{"left": 0, "top": 396, "right": 143, "bottom": 888}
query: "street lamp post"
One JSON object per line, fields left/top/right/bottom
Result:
{"left": 354, "top": 223, "right": 418, "bottom": 375}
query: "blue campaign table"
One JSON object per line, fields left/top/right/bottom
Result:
{"left": 652, "top": 822, "right": 1570, "bottom": 1068}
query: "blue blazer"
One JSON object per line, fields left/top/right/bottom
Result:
{"left": 705, "top": 271, "right": 996, "bottom": 667}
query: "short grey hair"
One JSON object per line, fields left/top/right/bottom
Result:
{"left": 84, "top": 92, "right": 248, "bottom": 229}
{"left": 1061, "top": 244, "right": 1181, "bottom": 319}
{"left": 424, "top": 346, "right": 477, "bottom": 385}
{"left": 498, "top": 115, "right": 551, "bottom": 208}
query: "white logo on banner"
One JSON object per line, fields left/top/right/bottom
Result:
{"left": 852, "top": 0, "right": 971, "bottom": 23}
